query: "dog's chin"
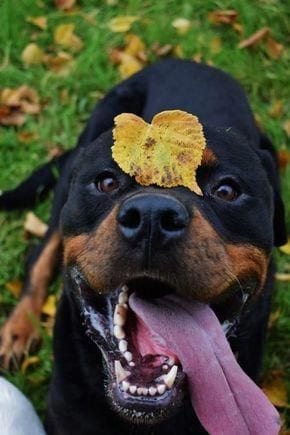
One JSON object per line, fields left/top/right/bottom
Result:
{"left": 69, "top": 266, "right": 255, "bottom": 425}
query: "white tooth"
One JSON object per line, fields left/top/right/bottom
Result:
{"left": 118, "top": 292, "right": 128, "bottom": 305}
{"left": 167, "top": 357, "right": 175, "bottom": 366}
{"left": 137, "top": 387, "right": 143, "bottom": 396}
{"left": 122, "top": 381, "right": 129, "bottom": 392}
{"left": 162, "top": 364, "right": 168, "bottom": 371}
{"left": 118, "top": 339, "right": 128, "bottom": 353}
{"left": 163, "top": 365, "right": 178, "bottom": 388}
{"left": 113, "top": 325, "right": 125, "bottom": 339}
{"left": 124, "top": 351, "right": 133, "bottom": 362}
{"left": 129, "top": 361, "right": 135, "bottom": 367}
{"left": 129, "top": 385, "right": 137, "bottom": 394}
{"left": 114, "top": 304, "right": 127, "bottom": 326}
{"left": 157, "top": 384, "right": 166, "bottom": 395}
{"left": 149, "top": 386, "right": 157, "bottom": 396}
{"left": 143, "top": 388, "right": 148, "bottom": 396}
{"left": 121, "top": 285, "right": 128, "bottom": 292}
{"left": 114, "top": 360, "right": 130, "bottom": 384}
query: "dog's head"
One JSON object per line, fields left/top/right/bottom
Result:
{"left": 60, "top": 124, "right": 285, "bottom": 428}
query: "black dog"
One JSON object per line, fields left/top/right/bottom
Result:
{"left": 0, "top": 59, "right": 285, "bottom": 434}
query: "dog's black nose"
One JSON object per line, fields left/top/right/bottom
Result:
{"left": 117, "top": 193, "right": 189, "bottom": 247}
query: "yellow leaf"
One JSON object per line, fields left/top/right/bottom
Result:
{"left": 54, "top": 23, "right": 83, "bottom": 52}
{"left": 27, "top": 16, "right": 47, "bottom": 30}
{"left": 279, "top": 238, "right": 290, "bottom": 255}
{"left": 21, "top": 43, "right": 45, "bottom": 65}
{"left": 275, "top": 273, "right": 290, "bottom": 282}
{"left": 119, "top": 53, "right": 143, "bottom": 79}
{"left": 263, "top": 377, "right": 289, "bottom": 408}
{"left": 45, "top": 51, "right": 74, "bottom": 75}
{"left": 21, "top": 356, "right": 40, "bottom": 374}
{"left": 42, "top": 295, "right": 57, "bottom": 317}
{"left": 124, "top": 33, "right": 145, "bottom": 56}
{"left": 24, "top": 212, "right": 48, "bottom": 238}
{"left": 269, "top": 99, "right": 283, "bottom": 119}
{"left": 5, "top": 280, "right": 22, "bottom": 298}
{"left": 108, "top": 16, "right": 138, "bottom": 33}
{"left": 172, "top": 18, "right": 191, "bottom": 35}
{"left": 112, "top": 110, "right": 206, "bottom": 194}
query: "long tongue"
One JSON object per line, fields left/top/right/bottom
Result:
{"left": 129, "top": 293, "right": 280, "bottom": 435}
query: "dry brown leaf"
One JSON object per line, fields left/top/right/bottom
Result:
{"left": 263, "top": 376, "right": 289, "bottom": 408}
{"left": 269, "top": 100, "right": 283, "bottom": 119}
{"left": 5, "top": 280, "right": 23, "bottom": 298}
{"left": 279, "top": 239, "right": 290, "bottom": 255}
{"left": 109, "top": 34, "right": 146, "bottom": 79}
{"left": 208, "top": 9, "right": 238, "bottom": 25}
{"left": 238, "top": 27, "right": 270, "bottom": 49}
{"left": 266, "top": 36, "right": 284, "bottom": 59}
{"left": 172, "top": 18, "right": 191, "bottom": 35}
{"left": 21, "top": 43, "right": 45, "bottom": 65}
{"left": 27, "top": 16, "right": 47, "bottom": 30}
{"left": 54, "top": 0, "right": 75, "bottom": 10}
{"left": 278, "top": 150, "right": 290, "bottom": 169}
{"left": 112, "top": 110, "right": 206, "bottom": 193}
{"left": 108, "top": 16, "right": 138, "bottom": 33}
{"left": 24, "top": 212, "right": 48, "bottom": 238}
{"left": 0, "top": 108, "right": 25, "bottom": 126}
{"left": 17, "top": 131, "right": 39, "bottom": 143}
{"left": 0, "top": 85, "right": 40, "bottom": 126}
{"left": 42, "top": 295, "right": 57, "bottom": 317}
{"left": 283, "top": 120, "right": 290, "bottom": 137}
{"left": 45, "top": 51, "right": 74, "bottom": 75}
{"left": 151, "top": 42, "right": 173, "bottom": 57}
{"left": 54, "top": 23, "right": 83, "bottom": 52}
{"left": 47, "top": 145, "right": 65, "bottom": 159}
{"left": 21, "top": 356, "right": 40, "bottom": 374}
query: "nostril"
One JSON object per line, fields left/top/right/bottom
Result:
{"left": 119, "top": 208, "right": 141, "bottom": 229}
{"left": 160, "top": 210, "right": 188, "bottom": 232}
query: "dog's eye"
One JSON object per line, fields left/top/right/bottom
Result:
{"left": 95, "top": 174, "right": 119, "bottom": 193}
{"left": 212, "top": 183, "right": 239, "bottom": 202}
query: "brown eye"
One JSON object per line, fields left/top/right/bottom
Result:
{"left": 96, "top": 174, "right": 119, "bottom": 193}
{"left": 213, "top": 184, "right": 239, "bottom": 201}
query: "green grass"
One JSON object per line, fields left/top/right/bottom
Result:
{"left": 0, "top": 0, "right": 289, "bottom": 427}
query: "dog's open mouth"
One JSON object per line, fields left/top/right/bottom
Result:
{"left": 70, "top": 267, "right": 280, "bottom": 433}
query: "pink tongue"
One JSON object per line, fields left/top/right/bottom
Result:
{"left": 129, "top": 293, "right": 280, "bottom": 435}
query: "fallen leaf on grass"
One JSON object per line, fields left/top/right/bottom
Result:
{"left": 45, "top": 51, "right": 74, "bottom": 75}
{"left": 263, "top": 375, "right": 289, "bottom": 408}
{"left": 275, "top": 273, "right": 290, "bottom": 282}
{"left": 5, "top": 280, "right": 22, "bottom": 298}
{"left": 21, "top": 43, "right": 45, "bottom": 65}
{"left": 208, "top": 9, "right": 238, "bottom": 26}
{"left": 238, "top": 27, "right": 270, "bottom": 49}
{"left": 269, "top": 100, "right": 283, "bottom": 119}
{"left": 266, "top": 36, "right": 284, "bottom": 59}
{"left": 17, "top": 130, "right": 39, "bottom": 143}
{"left": 279, "top": 239, "right": 290, "bottom": 255}
{"left": 109, "top": 34, "right": 146, "bottom": 79}
{"left": 151, "top": 42, "right": 173, "bottom": 57}
{"left": 24, "top": 212, "right": 48, "bottom": 238}
{"left": 0, "top": 86, "right": 40, "bottom": 126}
{"left": 172, "top": 18, "right": 191, "bottom": 35}
{"left": 26, "top": 16, "right": 47, "bottom": 30}
{"left": 108, "top": 16, "right": 139, "bottom": 33}
{"left": 21, "top": 356, "right": 40, "bottom": 374}
{"left": 112, "top": 110, "right": 206, "bottom": 194}
{"left": 54, "top": 0, "right": 76, "bottom": 10}
{"left": 42, "top": 295, "right": 57, "bottom": 317}
{"left": 278, "top": 150, "right": 290, "bottom": 169}
{"left": 283, "top": 120, "right": 290, "bottom": 137}
{"left": 54, "top": 23, "right": 83, "bottom": 52}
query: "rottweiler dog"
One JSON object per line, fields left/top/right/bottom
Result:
{"left": 0, "top": 59, "right": 286, "bottom": 434}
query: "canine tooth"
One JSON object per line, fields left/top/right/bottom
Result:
{"left": 114, "top": 325, "right": 125, "bottom": 339}
{"left": 114, "top": 304, "right": 127, "bottom": 326}
{"left": 121, "top": 285, "right": 128, "bottom": 292}
{"left": 122, "top": 381, "right": 129, "bottom": 392}
{"left": 157, "top": 384, "right": 166, "bottom": 395}
{"left": 129, "top": 361, "right": 135, "bottom": 367}
{"left": 149, "top": 386, "right": 157, "bottom": 396}
{"left": 163, "top": 365, "right": 178, "bottom": 388}
{"left": 137, "top": 387, "right": 143, "bottom": 396}
{"left": 167, "top": 357, "right": 175, "bottom": 366}
{"left": 118, "top": 340, "right": 128, "bottom": 353}
{"left": 129, "top": 385, "right": 137, "bottom": 394}
{"left": 124, "top": 351, "right": 133, "bottom": 362}
{"left": 118, "top": 292, "right": 128, "bottom": 305}
{"left": 114, "top": 360, "right": 130, "bottom": 384}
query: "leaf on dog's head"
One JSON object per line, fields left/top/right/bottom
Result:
{"left": 112, "top": 110, "right": 206, "bottom": 194}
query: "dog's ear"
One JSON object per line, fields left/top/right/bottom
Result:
{"left": 257, "top": 133, "right": 287, "bottom": 247}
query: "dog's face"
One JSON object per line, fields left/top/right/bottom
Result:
{"left": 60, "top": 127, "right": 279, "bottom": 425}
